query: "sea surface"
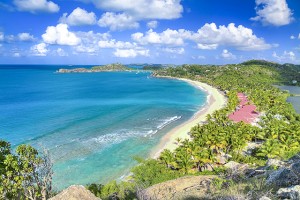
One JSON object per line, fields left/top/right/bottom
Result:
{"left": 277, "top": 85, "right": 300, "bottom": 113}
{"left": 0, "top": 65, "right": 207, "bottom": 190}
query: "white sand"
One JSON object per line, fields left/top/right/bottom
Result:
{"left": 151, "top": 77, "right": 227, "bottom": 158}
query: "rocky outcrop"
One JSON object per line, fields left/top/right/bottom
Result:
{"left": 266, "top": 158, "right": 285, "bottom": 168}
{"left": 277, "top": 185, "right": 300, "bottom": 199}
{"left": 224, "top": 161, "right": 249, "bottom": 173}
{"left": 139, "top": 175, "right": 216, "bottom": 200}
{"left": 50, "top": 185, "right": 101, "bottom": 200}
{"left": 266, "top": 160, "right": 300, "bottom": 187}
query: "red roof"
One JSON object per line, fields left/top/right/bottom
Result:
{"left": 228, "top": 93, "right": 259, "bottom": 124}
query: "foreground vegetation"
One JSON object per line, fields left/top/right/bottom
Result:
{"left": 1, "top": 60, "right": 300, "bottom": 199}
{"left": 0, "top": 141, "right": 53, "bottom": 200}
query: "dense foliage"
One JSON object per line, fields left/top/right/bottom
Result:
{"left": 0, "top": 141, "right": 53, "bottom": 200}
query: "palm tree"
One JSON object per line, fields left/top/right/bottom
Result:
{"left": 159, "top": 149, "right": 175, "bottom": 168}
{"left": 175, "top": 148, "right": 193, "bottom": 174}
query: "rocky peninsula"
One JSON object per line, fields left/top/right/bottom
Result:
{"left": 57, "top": 63, "right": 134, "bottom": 73}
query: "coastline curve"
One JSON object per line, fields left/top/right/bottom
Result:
{"left": 151, "top": 76, "right": 227, "bottom": 158}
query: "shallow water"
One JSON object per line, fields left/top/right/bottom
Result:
{"left": 277, "top": 85, "right": 300, "bottom": 113}
{"left": 0, "top": 65, "right": 207, "bottom": 189}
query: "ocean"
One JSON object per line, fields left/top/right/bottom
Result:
{"left": 0, "top": 65, "right": 207, "bottom": 190}
{"left": 277, "top": 85, "right": 300, "bottom": 113}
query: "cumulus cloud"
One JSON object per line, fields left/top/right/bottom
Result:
{"left": 132, "top": 23, "right": 271, "bottom": 51}
{"left": 192, "top": 55, "right": 205, "bottom": 59}
{"left": 147, "top": 21, "right": 158, "bottom": 29}
{"left": 162, "top": 47, "right": 184, "bottom": 54}
{"left": 113, "top": 48, "right": 149, "bottom": 58}
{"left": 98, "top": 39, "right": 136, "bottom": 49}
{"left": 273, "top": 51, "right": 296, "bottom": 61}
{"left": 0, "top": 32, "right": 4, "bottom": 41}
{"left": 42, "top": 23, "right": 81, "bottom": 46}
{"left": 132, "top": 29, "right": 192, "bottom": 46}
{"left": 251, "top": 0, "right": 293, "bottom": 26}
{"left": 290, "top": 35, "right": 296, "bottom": 40}
{"left": 56, "top": 48, "right": 68, "bottom": 56}
{"left": 221, "top": 49, "right": 236, "bottom": 59}
{"left": 30, "top": 43, "right": 48, "bottom": 56}
{"left": 59, "top": 7, "right": 97, "bottom": 26}
{"left": 194, "top": 23, "right": 271, "bottom": 51}
{"left": 197, "top": 44, "right": 218, "bottom": 50}
{"left": 13, "top": 0, "right": 59, "bottom": 13}
{"left": 13, "top": 52, "right": 21, "bottom": 57}
{"left": 98, "top": 12, "right": 139, "bottom": 31}
{"left": 89, "top": 0, "right": 183, "bottom": 20}
{"left": 74, "top": 31, "right": 110, "bottom": 54}
{"left": 18, "top": 32, "right": 35, "bottom": 41}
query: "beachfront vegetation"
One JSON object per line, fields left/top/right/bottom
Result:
{"left": 86, "top": 60, "right": 300, "bottom": 199}
{"left": 0, "top": 141, "right": 53, "bottom": 200}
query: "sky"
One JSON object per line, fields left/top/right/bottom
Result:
{"left": 0, "top": 0, "right": 299, "bottom": 65}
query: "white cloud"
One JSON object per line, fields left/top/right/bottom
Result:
{"left": 251, "top": 0, "right": 293, "bottom": 26}
{"left": 89, "top": 0, "right": 183, "bottom": 20}
{"left": 273, "top": 51, "right": 296, "bottom": 61}
{"left": 18, "top": 32, "right": 35, "bottom": 41}
{"left": 98, "top": 39, "right": 136, "bottom": 49}
{"left": 73, "top": 31, "right": 110, "bottom": 54}
{"left": 56, "top": 48, "right": 68, "bottom": 56}
{"left": 197, "top": 44, "right": 218, "bottom": 50}
{"left": 98, "top": 12, "right": 139, "bottom": 31}
{"left": 299, "top": 33, "right": 300, "bottom": 39}
{"left": 162, "top": 47, "right": 184, "bottom": 54}
{"left": 30, "top": 43, "right": 48, "bottom": 56}
{"left": 0, "top": 32, "right": 4, "bottom": 41}
{"left": 221, "top": 49, "right": 236, "bottom": 59}
{"left": 197, "top": 56, "right": 206, "bottom": 59}
{"left": 13, "top": 52, "right": 21, "bottom": 57}
{"left": 132, "top": 29, "right": 192, "bottom": 46}
{"left": 59, "top": 7, "right": 96, "bottom": 26}
{"left": 132, "top": 23, "right": 271, "bottom": 51}
{"left": 147, "top": 21, "right": 158, "bottom": 29}
{"left": 113, "top": 48, "right": 149, "bottom": 58}
{"left": 194, "top": 23, "right": 271, "bottom": 51}
{"left": 42, "top": 23, "right": 81, "bottom": 46}
{"left": 290, "top": 35, "right": 296, "bottom": 40}
{"left": 13, "top": 0, "right": 59, "bottom": 13}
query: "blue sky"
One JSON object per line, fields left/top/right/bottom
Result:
{"left": 0, "top": 0, "right": 299, "bottom": 65}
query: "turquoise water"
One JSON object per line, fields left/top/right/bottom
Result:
{"left": 0, "top": 65, "right": 206, "bottom": 190}
{"left": 277, "top": 85, "right": 300, "bottom": 113}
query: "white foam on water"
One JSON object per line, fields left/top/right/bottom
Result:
{"left": 157, "top": 116, "right": 182, "bottom": 130}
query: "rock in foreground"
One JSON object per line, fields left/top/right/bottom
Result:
{"left": 139, "top": 175, "right": 216, "bottom": 200}
{"left": 50, "top": 185, "right": 101, "bottom": 200}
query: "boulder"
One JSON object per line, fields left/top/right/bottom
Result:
{"left": 266, "top": 159, "right": 285, "bottom": 168}
{"left": 216, "top": 153, "right": 232, "bottom": 164}
{"left": 277, "top": 185, "right": 300, "bottom": 199}
{"left": 50, "top": 185, "right": 101, "bottom": 200}
{"left": 259, "top": 196, "right": 272, "bottom": 200}
{"left": 287, "top": 154, "right": 300, "bottom": 164}
{"left": 242, "top": 142, "right": 262, "bottom": 156}
{"left": 291, "top": 161, "right": 300, "bottom": 177}
{"left": 266, "top": 168, "right": 299, "bottom": 187}
{"left": 224, "top": 161, "right": 249, "bottom": 173}
{"left": 139, "top": 175, "right": 216, "bottom": 200}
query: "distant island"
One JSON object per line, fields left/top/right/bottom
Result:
{"left": 57, "top": 63, "right": 134, "bottom": 73}
{"left": 57, "top": 63, "right": 171, "bottom": 73}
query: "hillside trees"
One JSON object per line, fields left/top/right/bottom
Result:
{"left": 0, "top": 141, "right": 53, "bottom": 200}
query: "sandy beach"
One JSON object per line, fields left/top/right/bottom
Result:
{"left": 151, "top": 77, "right": 227, "bottom": 158}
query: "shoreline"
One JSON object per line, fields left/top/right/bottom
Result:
{"left": 150, "top": 76, "right": 227, "bottom": 158}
